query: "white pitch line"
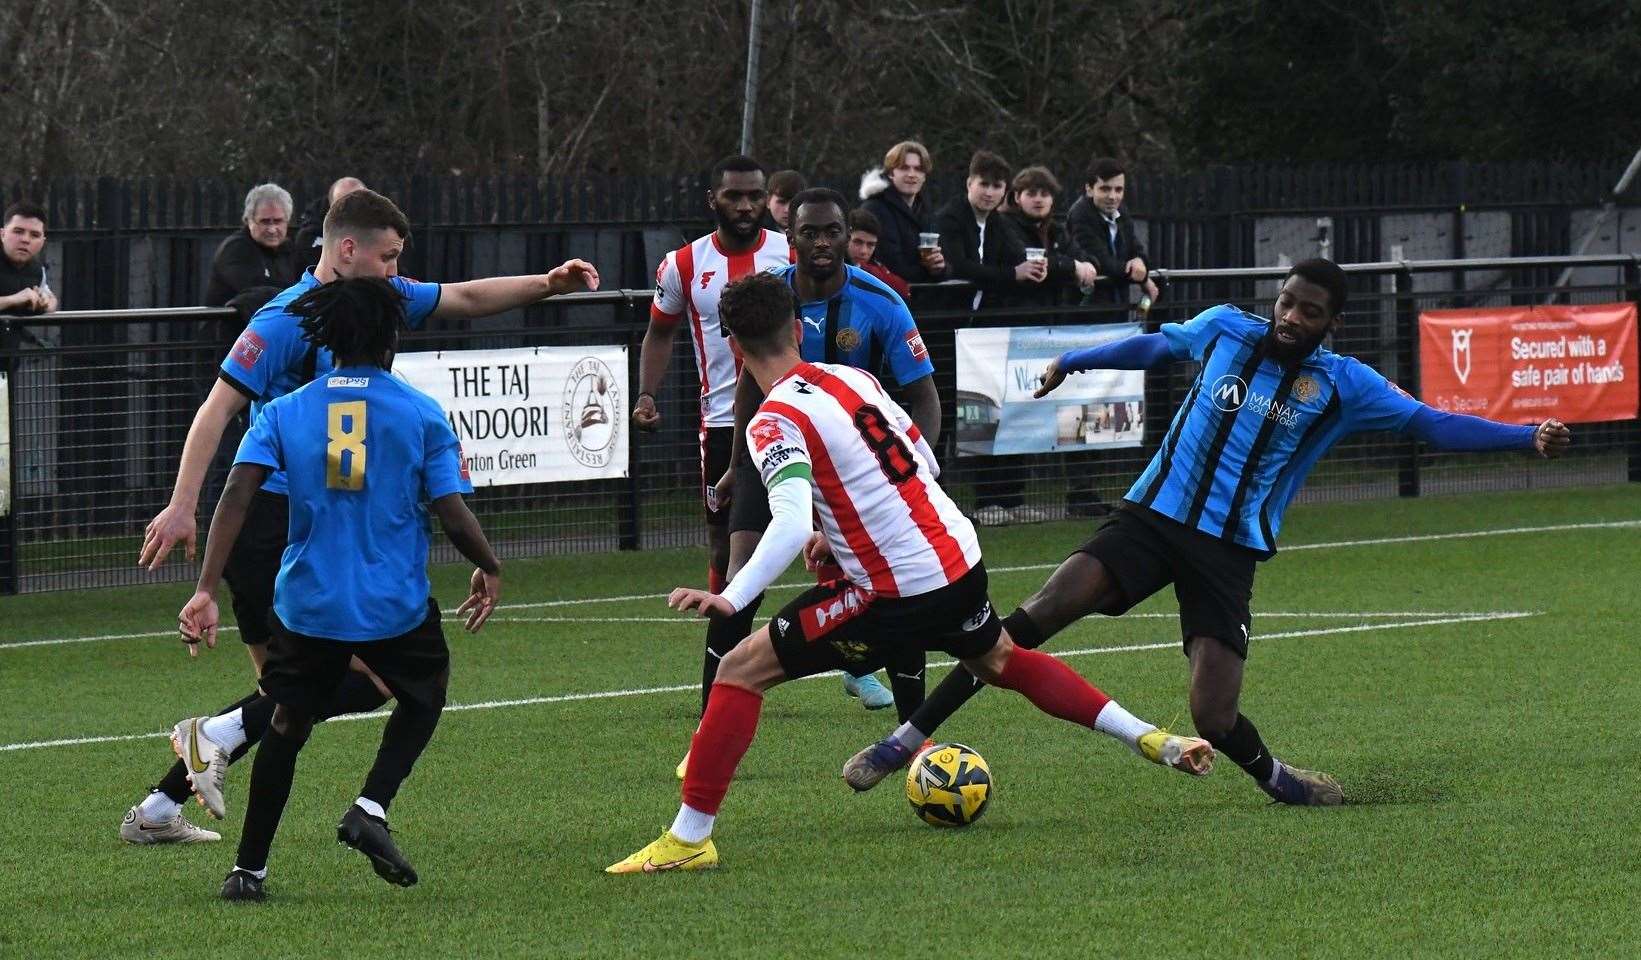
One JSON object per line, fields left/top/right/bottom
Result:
{"left": 486, "top": 610, "right": 1531, "bottom": 626}
{"left": 0, "top": 611, "right": 1538, "bottom": 754}
{"left": 4, "top": 514, "right": 1627, "bottom": 650}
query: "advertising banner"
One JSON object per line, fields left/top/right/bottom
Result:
{"left": 392, "top": 345, "right": 628, "bottom": 486}
{"left": 955, "top": 323, "right": 1144, "bottom": 457}
{"left": 1418, "top": 303, "right": 1637, "bottom": 423}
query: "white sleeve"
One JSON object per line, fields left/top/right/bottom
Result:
{"left": 650, "top": 252, "right": 686, "bottom": 324}
{"left": 720, "top": 476, "right": 812, "bottom": 612}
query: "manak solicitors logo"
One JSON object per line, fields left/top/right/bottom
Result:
{"left": 1210, "top": 374, "right": 1247, "bottom": 412}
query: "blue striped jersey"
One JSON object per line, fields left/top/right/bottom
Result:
{"left": 1126, "top": 304, "right": 1421, "bottom": 555}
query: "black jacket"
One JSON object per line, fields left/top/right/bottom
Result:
{"left": 293, "top": 196, "right": 329, "bottom": 269}
{"left": 204, "top": 229, "right": 301, "bottom": 306}
{"left": 999, "top": 209, "right": 1087, "bottom": 308}
{"left": 1065, "top": 195, "right": 1148, "bottom": 304}
{"left": 0, "top": 255, "right": 48, "bottom": 314}
{"left": 860, "top": 180, "right": 942, "bottom": 285}
{"left": 934, "top": 197, "right": 1030, "bottom": 310}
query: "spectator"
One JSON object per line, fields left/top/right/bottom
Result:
{"left": 934, "top": 149, "right": 1046, "bottom": 311}
{"left": 844, "top": 207, "right": 911, "bottom": 299}
{"left": 1000, "top": 165, "right": 1097, "bottom": 307}
{"left": 764, "top": 170, "right": 806, "bottom": 231}
{"left": 0, "top": 200, "right": 58, "bottom": 315}
{"left": 859, "top": 140, "right": 946, "bottom": 284}
{"left": 1003, "top": 166, "right": 1111, "bottom": 519}
{"left": 204, "top": 183, "right": 301, "bottom": 306}
{"left": 293, "top": 176, "right": 368, "bottom": 268}
{"left": 1066, "top": 157, "right": 1158, "bottom": 307}
{"left": 935, "top": 151, "right": 1049, "bottom": 526}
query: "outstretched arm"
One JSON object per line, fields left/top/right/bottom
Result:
{"left": 1405, "top": 408, "right": 1570, "bottom": 457}
{"left": 433, "top": 258, "right": 600, "bottom": 319}
{"left": 1035, "top": 333, "right": 1179, "bottom": 398}
{"left": 433, "top": 493, "right": 504, "bottom": 631}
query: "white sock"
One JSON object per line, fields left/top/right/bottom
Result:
{"left": 1093, "top": 701, "right": 1156, "bottom": 749}
{"left": 200, "top": 710, "right": 248, "bottom": 753}
{"left": 233, "top": 864, "right": 268, "bottom": 880}
{"left": 1267, "top": 759, "right": 1284, "bottom": 788}
{"left": 139, "top": 790, "right": 182, "bottom": 821}
{"left": 891, "top": 722, "right": 928, "bottom": 752}
{"left": 669, "top": 803, "right": 715, "bottom": 844}
{"left": 354, "top": 797, "right": 387, "bottom": 821}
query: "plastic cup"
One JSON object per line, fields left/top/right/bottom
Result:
{"left": 918, "top": 232, "right": 941, "bottom": 251}
{"left": 1025, "top": 247, "right": 1046, "bottom": 262}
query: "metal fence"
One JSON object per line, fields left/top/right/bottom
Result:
{"left": 2, "top": 255, "right": 1637, "bottom": 594}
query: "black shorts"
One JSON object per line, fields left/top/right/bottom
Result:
{"left": 220, "top": 490, "right": 287, "bottom": 645}
{"left": 1078, "top": 503, "right": 1257, "bottom": 658}
{"left": 728, "top": 453, "right": 771, "bottom": 535}
{"left": 767, "top": 564, "right": 1003, "bottom": 679}
{"left": 260, "top": 600, "right": 450, "bottom": 713}
{"left": 701, "top": 426, "right": 733, "bottom": 527}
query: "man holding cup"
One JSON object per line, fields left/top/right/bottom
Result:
{"left": 933, "top": 150, "right": 1045, "bottom": 311}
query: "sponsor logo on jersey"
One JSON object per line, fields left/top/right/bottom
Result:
{"left": 750, "top": 417, "right": 785, "bottom": 452}
{"left": 905, "top": 329, "right": 928, "bottom": 362}
{"left": 699, "top": 270, "right": 716, "bottom": 290}
{"left": 961, "top": 601, "right": 992, "bottom": 633}
{"left": 1211, "top": 374, "right": 1246, "bottom": 412}
{"left": 774, "top": 616, "right": 791, "bottom": 635}
{"left": 457, "top": 443, "right": 471, "bottom": 481}
{"left": 806, "top": 585, "right": 872, "bottom": 635}
{"left": 835, "top": 327, "right": 862, "bottom": 352}
{"left": 327, "top": 376, "right": 370, "bottom": 389}
{"left": 231, "top": 330, "right": 267, "bottom": 369}
{"left": 801, "top": 311, "right": 825, "bottom": 333}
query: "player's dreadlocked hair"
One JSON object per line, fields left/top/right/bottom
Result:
{"left": 288, "top": 277, "right": 406, "bottom": 369}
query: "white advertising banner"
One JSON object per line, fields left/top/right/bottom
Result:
{"left": 392, "top": 345, "right": 628, "bottom": 486}
{"left": 955, "top": 323, "right": 1145, "bottom": 457}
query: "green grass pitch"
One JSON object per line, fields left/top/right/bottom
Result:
{"left": 2, "top": 485, "right": 1640, "bottom": 958}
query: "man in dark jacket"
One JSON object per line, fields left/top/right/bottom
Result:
{"left": 859, "top": 140, "right": 947, "bottom": 285}
{"left": 0, "top": 200, "right": 58, "bottom": 314}
{"left": 935, "top": 150, "right": 1045, "bottom": 311}
{"left": 204, "top": 183, "right": 301, "bottom": 306}
{"left": 1065, "top": 157, "right": 1159, "bottom": 307}
{"left": 1000, "top": 166, "right": 1097, "bottom": 308}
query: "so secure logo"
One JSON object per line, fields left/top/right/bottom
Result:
{"left": 1210, "top": 374, "right": 1247, "bottom": 412}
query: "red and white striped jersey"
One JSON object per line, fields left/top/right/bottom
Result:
{"left": 651, "top": 229, "right": 792, "bottom": 428}
{"left": 750, "top": 361, "right": 981, "bottom": 599}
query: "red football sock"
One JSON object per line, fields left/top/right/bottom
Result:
{"left": 681, "top": 682, "right": 764, "bottom": 815}
{"left": 990, "top": 647, "right": 1111, "bottom": 728}
{"left": 708, "top": 568, "right": 726, "bottom": 594}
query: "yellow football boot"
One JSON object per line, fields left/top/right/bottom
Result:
{"left": 1137, "top": 728, "right": 1215, "bottom": 776}
{"left": 605, "top": 831, "right": 719, "bottom": 875}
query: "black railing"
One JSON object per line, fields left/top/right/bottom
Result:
{"left": 1, "top": 255, "right": 1637, "bottom": 594}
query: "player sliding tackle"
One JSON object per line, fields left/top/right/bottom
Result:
{"left": 607, "top": 272, "right": 1211, "bottom": 875}
{"left": 843, "top": 258, "right": 1572, "bottom": 806}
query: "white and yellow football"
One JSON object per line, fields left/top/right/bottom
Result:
{"left": 905, "top": 742, "right": 992, "bottom": 827}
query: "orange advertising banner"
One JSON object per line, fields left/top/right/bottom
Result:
{"left": 1418, "top": 303, "right": 1638, "bottom": 424}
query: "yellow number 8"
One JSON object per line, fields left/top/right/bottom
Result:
{"left": 327, "top": 401, "right": 367, "bottom": 490}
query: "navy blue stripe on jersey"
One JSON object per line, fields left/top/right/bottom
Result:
{"left": 821, "top": 297, "right": 842, "bottom": 364}
{"left": 1137, "top": 335, "right": 1221, "bottom": 507}
{"left": 1258, "top": 391, "right": 1342, "bottom": 550}
{"left": 847, "top": 275, "right": 897, "bottom": 301}
{"left": 1182, "top": 338, "right": 1270, "bottom": 529}
{"left": 1220, "top": 364, "right": 1301, "bottom": 543}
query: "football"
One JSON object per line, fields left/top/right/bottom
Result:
{"left": 905, "top": 742, "right": 993, "bottom": 827}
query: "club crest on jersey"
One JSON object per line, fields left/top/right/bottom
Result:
{"left": 835, "top": 327, "right": 862, "bottom": 352}
{"left": 699, "top": 270, "right": 716, "bottom": 290}
{"left": 231, "top": 330, "right": 267, "bottom": 369}
{"left": 1210, "top": 374, "right": 1247, "bottom": 411}
{"left": 1292, "top": 375, "right": 1320, "bottom": 403}
{"left": 750, "top": 417, "right": 785, "bottom": 452}
{"left": 905, "top": 329, "right": 928, "bottom": 362}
